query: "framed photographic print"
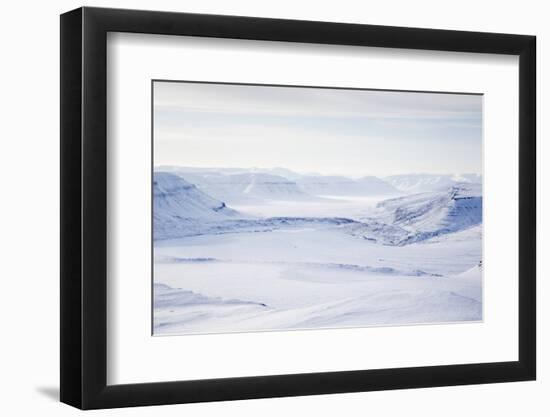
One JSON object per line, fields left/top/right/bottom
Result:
{"left": 60, "top": 6, "right": 536, "bottom": 409}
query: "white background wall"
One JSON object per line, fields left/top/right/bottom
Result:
{"left": 0, "top": 0, "right": 545, "bottom": 415}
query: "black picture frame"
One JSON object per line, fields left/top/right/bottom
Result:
{"left": 60, "top": 6, "right": 536, "bottom": 410}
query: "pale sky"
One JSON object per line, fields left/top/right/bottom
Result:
{"left": 153, "top": 81, "right": 482, "bottom": 177}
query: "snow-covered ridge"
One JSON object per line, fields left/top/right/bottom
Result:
{"left": 384, "top": 173, "right": 481, "bottom": 193}
{"left": 201, "top": 172, "right": 311, "bottom": 203}
{"left": 153, "top": 169, "right": 483, "bottom": 334}
{"left": 154, "top": 283, "right": 270, "bottom": 334}
{"left": 153, "top": 171, "right": 482, "bottom": 246}
{"left": 154, "top": 172, "right": 239, "bottom": 218}
{"left": 154, "top": 283, "right": 267, "bottom": 308}
{"left": 153, "top": 172, "right": 242, "bottom": 240}
{"left": 374, "top": 183, "right": 482, "bottom": 242}
{"left": 157, "top": 166, "right": 482, "bottom": 199}
{"left": 161, "top": 170, "right": 314, "bottom": 204}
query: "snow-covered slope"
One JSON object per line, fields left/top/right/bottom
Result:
{"left": 153, "top": 172, "right": 481, "bottom": 246}
{"left": 384, "top": 173, "right": 481, "bottom": 193}
{"left": 227, "top": 173, "right": 310, "bottom": 201}
{"left": 153, "top": 172, "right": 240, "bottom": 240}
{"left": 154, "top": 282, "right": 481, "bottom": 335}
{"left": 375, "top": 183, "right": 482, "bottom": 241}
{"left": 296, "top": 175, "right": 399, "bottom": 196}
{"left": 172, "top": 172, "right": 314, "bottom": 204}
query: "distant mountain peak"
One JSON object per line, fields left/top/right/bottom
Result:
{"left": 384, "top": 173, "right": 482, "bottom": 194}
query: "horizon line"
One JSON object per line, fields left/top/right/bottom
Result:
{"left": 153, "top": 164, "right": 482, "bottom": 178}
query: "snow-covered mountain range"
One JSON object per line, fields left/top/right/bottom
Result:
{"left": 384, "top": 173, "right": 482, "bottom": 194}
{"left": 153, "top": 166, "right": 483, "bottom": 334}
{"left": 153, "top": 168, "right": 482, "bottom": 245}
{"left": 191, "top": 172, "right": 311, "bottom": 204}
{"left": 157, "top": 167, "right": 313, "bottom": 204}
{"left": 157, "top": 166, "right": 481, "bottom": 202}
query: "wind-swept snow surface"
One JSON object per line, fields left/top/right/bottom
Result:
{"left": 153, "top": 168, "right": 482, "bottom": 335}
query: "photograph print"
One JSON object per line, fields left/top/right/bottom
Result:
{"left": 152, "top": 80, "right": 483, "bottom": 336}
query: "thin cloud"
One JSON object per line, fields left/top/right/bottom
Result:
{"left": 153, "top": 81, "right": 482, "bottom": 176}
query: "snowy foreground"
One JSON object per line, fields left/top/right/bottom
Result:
{"left": 153, "top": 168, "right": 482, "bottom": 335}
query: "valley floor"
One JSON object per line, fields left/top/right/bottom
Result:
{"left": 153, "top": 195, "right": 482, "bottom": 335}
